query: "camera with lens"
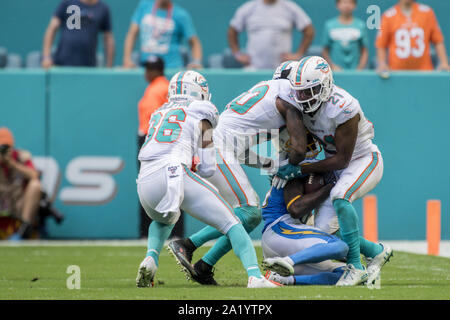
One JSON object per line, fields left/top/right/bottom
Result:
{"left": 0, "top": 144, "right": 10, "bottom": 156}
{"left": 38, "top": 192, "right": 65, "bottom": 225}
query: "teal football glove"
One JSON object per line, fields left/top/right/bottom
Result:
{"left": 276, "top": 163, "right": 307, "bottom": 180}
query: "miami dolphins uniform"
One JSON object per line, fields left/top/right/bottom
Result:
{"left": 137, "top": 70, "right": 282, "bottom": 289}
{"left": 302, "top": 85, "right": 383, "bottom": 234}
{"left": 183, "top": 79, "right": 298, "bottom": 271}
{"left": 137, "top": 99, "right": 240, "bottom": 233}
{"left": 207, "top": 78, "right": 295, "bottom": 209}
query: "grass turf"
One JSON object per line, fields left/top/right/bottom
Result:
{"left": 0, "top": 245, "right": 449, "bottom": 300}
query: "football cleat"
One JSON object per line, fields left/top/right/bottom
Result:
{"left": 335, "top": 264, "right": 368, "bottom": 286}
{"left": 136, "top": 256, "right": 157, "bottom": 288}
{"left": 191, "top": 260, "right": 219, "bottom": 286}
{"left": 365, "top": 243, "right": 393, "bottom": 285}
{"left": 167, "top": 240, "right": 195, "bottom": 281}
{"left": 264, "top": 270, "right": 292, "bottom": 286}
{"left": 169, "top": 239, "right": 194, "bottom": 262}
{"left": 262, "top": 257, "right": 294, "bottom": 276}
{"left": 247, "top": 276, "right": 283, "bottom": 288}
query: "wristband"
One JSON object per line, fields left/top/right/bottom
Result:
{"left": 286, "top": 194, "right": 302, "bottom": 211}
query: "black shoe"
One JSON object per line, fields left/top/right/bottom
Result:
{"left": 169, "top": 239, "right": 195, "bottom": 262}
{"left": 192, "top": 260, "right": 219, "bottom": 286}
{"left": 167, "top": 239, "right": 196, "bottom": 281}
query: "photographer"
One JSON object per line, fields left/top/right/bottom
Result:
{"left": 0, "top": 127, "right": 41, "bottom": 240}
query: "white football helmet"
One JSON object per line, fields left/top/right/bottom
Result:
{"left": 288, "top": 56, "right": 334, "bottom": 113}
{"left": 168, "top": 70, "right": 211, "bottom": 102}
{"left": 272, "top": 60, "right": 296, "bottom": 80}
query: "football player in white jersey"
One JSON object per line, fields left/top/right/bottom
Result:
{"left": 136, "top": 70, "right": 280, "bottom": 289}
{"left": 275, "top": 56, "right": 393, "bottom": 286}
{"left": 167, "top": 61, "right": 309, "bottom": 285}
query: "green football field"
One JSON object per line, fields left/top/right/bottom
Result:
{"left": 0, "top": 244, "right": 449, "bottom": 300}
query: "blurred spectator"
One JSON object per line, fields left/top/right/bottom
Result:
{"left": 227, "top": 0, "right": 314, "bottom": 69}
{"left": 42, "top": 0, "right": 115, "bottom": 68}
{"left": 0, "top": 128, "right": 41, "bottom": 240}
{"left": 376, "top": 0, "right": 449, "bottom": 72}
{"left": 123, "top": 0, "right": 202, "bottom": 69}
{"left": 137, "top": 55, "right": 169, "bottom": 151}
{"left": 322, "top": 0, "right": 369, "bottom": 70}
{"left": 137, "top": 55, "right": 168, "bottom": 237}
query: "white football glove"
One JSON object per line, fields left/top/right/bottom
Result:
{"left": 271, "top": 176, "right": 287, "bottom": 189}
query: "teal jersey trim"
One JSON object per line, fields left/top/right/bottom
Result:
{"left": 176, "top": 71, "right": 186, "bottom": 95}
{"left": 295, "top": 56, "right": 313, "bottom": 84}
{"left": 343, "top": 152, "right": 379, "bottom": 201}
{"left": 182, "top": 164, "right": 235, "bottom": 215}
{"left": 216, "top": 152, "right": 249, "bottom": 206}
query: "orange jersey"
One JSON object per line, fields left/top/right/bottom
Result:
{"left": 376, "top": 3, "right": 444, "bottom": 70}
{"left": 138, "top": 76, "right": 169, "bottom": 135}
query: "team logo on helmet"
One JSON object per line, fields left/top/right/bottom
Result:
{"left": 195, "top": 75, "right": 209, "bottom": 93}
{"left": 168, "top": 70, "right": 211, "bottom": 101}
{"left": 287, "top": 56, "right": 334, "bottom": 114}
{"left": 315, "top": 62, "right": 330, "bottom": 73}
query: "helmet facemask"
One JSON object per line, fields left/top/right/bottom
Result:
{"left": 288, "top": 56, "right": 334, "bottom": 114}
{"left": 183, "top": 82, "right": 211, "bottom": 101}
{"left": 294, "top": 83, "right": 323, "bottom": 113}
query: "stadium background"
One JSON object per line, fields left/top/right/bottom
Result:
{"left": 1, "top": 0, "right": 449, "bottom": 240}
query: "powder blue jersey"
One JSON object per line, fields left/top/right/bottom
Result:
{"left": 261, "top": 186, "right": 288, "bottom": 233}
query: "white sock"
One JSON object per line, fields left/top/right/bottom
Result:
{"left": 285, "top": 275, "right": 295, "bottom": 285}
{"left": 284, "top": 256, "right": 295, "bottom": 266}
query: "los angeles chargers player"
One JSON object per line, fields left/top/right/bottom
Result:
{"left": 167, "top": 61, "right": 308, "bottom": 285}
{"left": 136, "top": 70, "right": 280, "bottom": 288}
{"left": 276, "top": 56, "right": 393, "bottom": 286}
{"left": 261, "top": 175, "right": 349, "bottom": 286}
{"left": 265, "top": 128, "right": 393, "bottom": 287}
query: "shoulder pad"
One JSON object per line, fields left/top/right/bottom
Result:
{"left": 189, "top": 100, "right": 220, "bottom": 128}
{"left": 325, "top": 87, "right": 358, "bottom": 119}
{"left": 276, "top": 79, "right": 296, "bottom": 105}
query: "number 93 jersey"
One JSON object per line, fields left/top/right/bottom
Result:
{"left": 138, "top": 99, "right": 219, "bottom": 167}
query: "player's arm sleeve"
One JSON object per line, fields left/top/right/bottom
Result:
{"left": 195, "top": 118, "right": 216, "bottom": 178}
{"left": 191, "top": 101, "right": 220, "bottom": 129}
{"left": 332, "top": 98, "right": 360, "bottom": 127}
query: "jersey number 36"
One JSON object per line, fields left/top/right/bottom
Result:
{"left": 143, "top": 108, "right": 186, "bottom": 146}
